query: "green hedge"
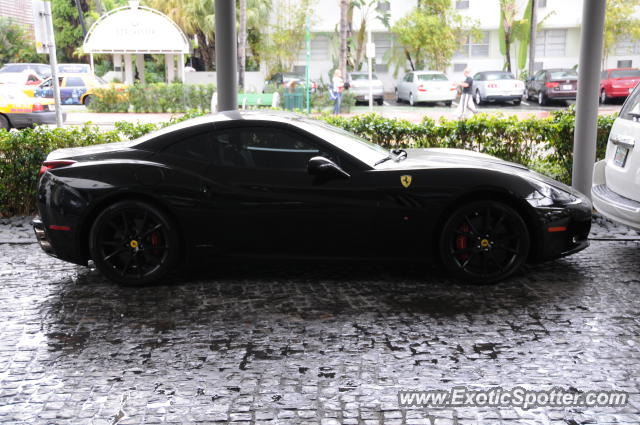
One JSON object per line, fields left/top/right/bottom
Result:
{"left": 87, "top": 83, "right": 216, "bottom": 113}
{"left": 0, "top": 108, "right": 616, "bottom": 216}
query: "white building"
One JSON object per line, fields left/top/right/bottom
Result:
{"left": 289, "top": 0, "right": 640, "bottom": 93}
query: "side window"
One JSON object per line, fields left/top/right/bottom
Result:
{"left": 65, "top": 77, "right": 85, "bottom": 87}
{"left": 620, "top": 88, "right": 640, "bottom": 121}
{"left": 534, "top": 71, "right": 545, "bottom": 81}
{"left": 214, "top": 127, "right": 334, "bottom": 171}
{"left": 163, "top": 132, "right": 216, "bottom": 162}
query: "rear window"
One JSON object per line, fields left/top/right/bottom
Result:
{"left": 619, "top": 86, "right": 640, "bottom": 120}
{"left": 417, "top": 73, "right": 448, "bottom": 81}
{"left": 485, "top": 72, "right": 515, "bottom": 81}
{"left": 550, "top": 70, "right": 577, "bottom": 79}
{"left": 611, "top": 69, "right": 640, "bottom": 79}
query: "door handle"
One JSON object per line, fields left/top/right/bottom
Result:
{"left": 610, "top": 135, "right": 635, "bottom": 149}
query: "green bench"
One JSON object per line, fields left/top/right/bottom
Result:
{"left": 237, "top": 93, "right": 279, "bottom": 109}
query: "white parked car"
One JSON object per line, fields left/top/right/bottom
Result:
{"left": 472, "top": 71, "right": 524, "bottom": 106}
{"left": 395, "top": 71, "right": 456, "bottom": 106}
{"left": 592, "top": 86, "right": 640, "bottom": 230}
{"left": 347, "top": 72, "right": 384, "bottom": 105}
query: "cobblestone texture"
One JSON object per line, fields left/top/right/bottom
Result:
{"left": 0, "top": 236, "right": 639, "bottom": 424}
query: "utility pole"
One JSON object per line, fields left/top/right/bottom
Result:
{"left": 528, "top": 0, "right": 538, "bottom": 78}
{"left": 305, "top": 16, "right": 311, "bottom": 114}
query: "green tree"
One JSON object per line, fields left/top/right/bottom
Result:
{"left": 51, "top": 0, "right": 97, "bottom": 62}
{"left": 603, "top": 0, "right": 640, "bottom": 68}
{"left": 0, "top": 18, "right": 43, "bottom": 67}
{"left": 390, "top": 0, "right": 479, "bottom": 73}
{"left": 259, "top": 0, "right": 311, "bottom": 76}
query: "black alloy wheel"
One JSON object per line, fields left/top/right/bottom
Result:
{"left": 89, "top": 201, "right": 180, "bottom": 285}
{"left": 0, "top": 115, "right": 9, "bottom": 131}
{"left": 439, "top": 201, "right": 530, "bottom": 284}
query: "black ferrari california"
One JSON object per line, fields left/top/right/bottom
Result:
{"left": 33, "top": 110, "right": 591, "bottom": 285}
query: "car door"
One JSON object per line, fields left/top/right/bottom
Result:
{"left": 604, "top": 88, "right": 640, "bottom": 202}
{"left": 62, "top": 76, "right": 87, "bottom": 105}
{"left": 199, "top": 123, "right": 378, "bottom": 257}
{"left": 532, "top": 70, "right": 545, "bottom": 97}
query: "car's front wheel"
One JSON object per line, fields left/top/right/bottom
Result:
{"left": 600, "top": 89, "right": 609, "bottom": 104}
{"left": 474, "top": 90, "right": 483, "bottom": 105}
{"left": 439, "top": 200, "right": 530, "bottom": 284}
{"left": 538, "top": 91, "right": 547, "bottom": 106}
{"left": 89, "top": 200, "right": 180, "bottom": 285}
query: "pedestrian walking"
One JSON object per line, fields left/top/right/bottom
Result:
{"left": 332, "top": 69, "right": 345, "bottom": 114}
{"left": 456, "top": 68, "right": 478, "bottom": 119}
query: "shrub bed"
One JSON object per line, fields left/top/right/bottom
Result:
{"left": 0, "top": 108, "right": 615, "bottom": 216}
{"left": 88, "top": 83, "right": 216, "bottom": 113}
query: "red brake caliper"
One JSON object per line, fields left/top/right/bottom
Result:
{"left": 150, "top": 231, "right": 161, "bottom": 255}
{"left": 456, "top": 223, "right": 470, "bottom": 261}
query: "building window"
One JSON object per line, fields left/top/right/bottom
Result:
{"left": 614, "top": 37, "right": 640, "bottom": 55}
{"left": 456, "top": 0, "right": 469, "bottom": 9}
{"left": 453, "top": 63, "right": 468, "bottom": 72}
{"left": 376, "top": 1, "right": 390, "bottom": 12}
{"left": 297, "top": 34, "right": 329, "bottom": 62}
{"left": 535, "top": 29, "right": 566, "bottom": 57}
{"left": 538, "top": 0, "right": 547, "bottom": 7}
{"left": 618, "top": 60, "right": 633, "bottom": 68}
{"left": 375, "top": 64, "right": 388, "bottom": 73}
{"left": 455, "top": 31, "right": 489, "bottom": 58}
{"left": 374, "top": 33, "right": 392, "bottom": 63}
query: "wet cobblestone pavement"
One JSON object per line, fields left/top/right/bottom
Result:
{"left": 1, "top": 235, "right": 640, "bottom": 424}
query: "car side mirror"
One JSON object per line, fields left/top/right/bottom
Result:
{"left": 308, "top": 156, "right": 350, "bottom": 180}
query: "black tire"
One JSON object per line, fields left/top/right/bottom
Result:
{"left": 474, "top": 90, "right": 483, "bottom": 105}
{"left": 89, "top": 200, "right": 180, "bottom": 285}
{"left": 83, "top": 95, "right": 94, "bottom": 107}
{"left": 600, "top": 89, "right": 608, "bottom": 104}
{"left": 444, "top": 100, "right": 453, "bottom": 107}
{"left": 439, "top": 200, "right": 530, "bottom": 284}
{"left": 513, "top": 99, "right": 521, "bottom": 106}
{"left": 409, "top": 92, "right": 415, "bottom": 106}
{"left": 538, "top": 91, "right": 547, "bottom": 106}
{"left": 0, "top": 114, "right": 9, "bottom": 131}
{"left": 377, "top": 98, "right": 384, "bottom": 106}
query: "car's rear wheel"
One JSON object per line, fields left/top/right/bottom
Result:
{"left": 439, "top": 200, "right": 529, "bottom": 284}
{"left": 395, "top": 89, "right": 400, "bottom": 103}
{"left": 0, "top": 115, "right": 9, "bottom": 131}
{"left": 474, "top": 90, "right": 483, "bottom": 105}
{"left": 513, "top": 99, "right": 521, "bottom": 106}
{"left": 444, "top": 100, "right": 452, "bottom": 107}
{"left": 377, "top": 97, "right": 384, "bottom": 106}
{"left": 89, "top": 200, "right": 180, "bottom": 285}
{"left": 83, "top": 95, "right": 94, "bottom": 107}
{"left": 409, "top": 92, "right": 415, "bottom": 106}
{"left": 600, "top": 89, "right": 609, "bottom": 104}
{"left": 538, "top": 91, "right": 547, "bottom": 106}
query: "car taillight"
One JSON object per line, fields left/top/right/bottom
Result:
{"left": 418, "top": 84, "right": 427, "bottom": 92}
{"left": 546, "top": 82, "right": 559, "bottom": 88}
{"left": 450, "top": 84, "right": 457, "bottom": 91}
{"left": 32, "top": 103, "right": 45, "bottom": 112}
{"left": 38, "top": 160, "right": 76, "bottom": 177}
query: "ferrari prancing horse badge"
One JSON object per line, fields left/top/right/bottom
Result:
{"left": 400, "top": 175, "right": 412, "bottom": 188}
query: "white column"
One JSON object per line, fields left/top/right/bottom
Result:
{"left": 113, "top": 54, "right": 123, "bottom": 81}
{"left": 177, "top": 53, "right": 185, "bottom": 83}
{"left": 136, "top": 54, "right": 145, "bottom": 84}
{"left": 165, "top": 54, "right": 175, "bottom": 83}
{"left": 123, "top": 53, "right": 134, "bottom": 85}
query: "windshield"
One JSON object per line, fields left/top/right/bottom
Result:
{"left": 611, "top": 69, "right": 640, "bottom": 79}
{"left": 351, "top": 73, "right": 379, "bottom": 80}
{"left": 58, "top": 64, "right": 90, "bottom": 73}
{"left": 294, "top": 118, "right": 388, "bottom": 167}
{"left": 485, "top": 72, "right": 515, "bottom": 80}
{"left": 417, "top": 73, "right": 448, "bottom": 81}
{"left": 550, "top": 70, "right": 577, "bottom": 79}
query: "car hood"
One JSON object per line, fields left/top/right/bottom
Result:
{"left": 378, "top": 148, "right": 530, "bottom": 172}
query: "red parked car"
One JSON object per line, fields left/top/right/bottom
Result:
{"left": 600, "top": 68, "right": 640, "bottom": 103}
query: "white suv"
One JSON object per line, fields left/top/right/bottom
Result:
{"left": 592, "top": 86, "right": 640, "bottom": 230}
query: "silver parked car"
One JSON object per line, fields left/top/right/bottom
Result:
{"left": 472, "top": 71, "right": 524, "bottom": 106}
{"left": 348, "top": 72, "right": 384, "bottom": 105}
{"left": 395, "top": 71, "right": 456, "bottom": 106}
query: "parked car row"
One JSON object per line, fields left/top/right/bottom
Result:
{"left": 390, "top": 67, "right": 640, "bottom": 107}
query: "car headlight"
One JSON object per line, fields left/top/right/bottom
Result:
{"left": 525, "top": 183, "right": 579, "bottom": 207}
